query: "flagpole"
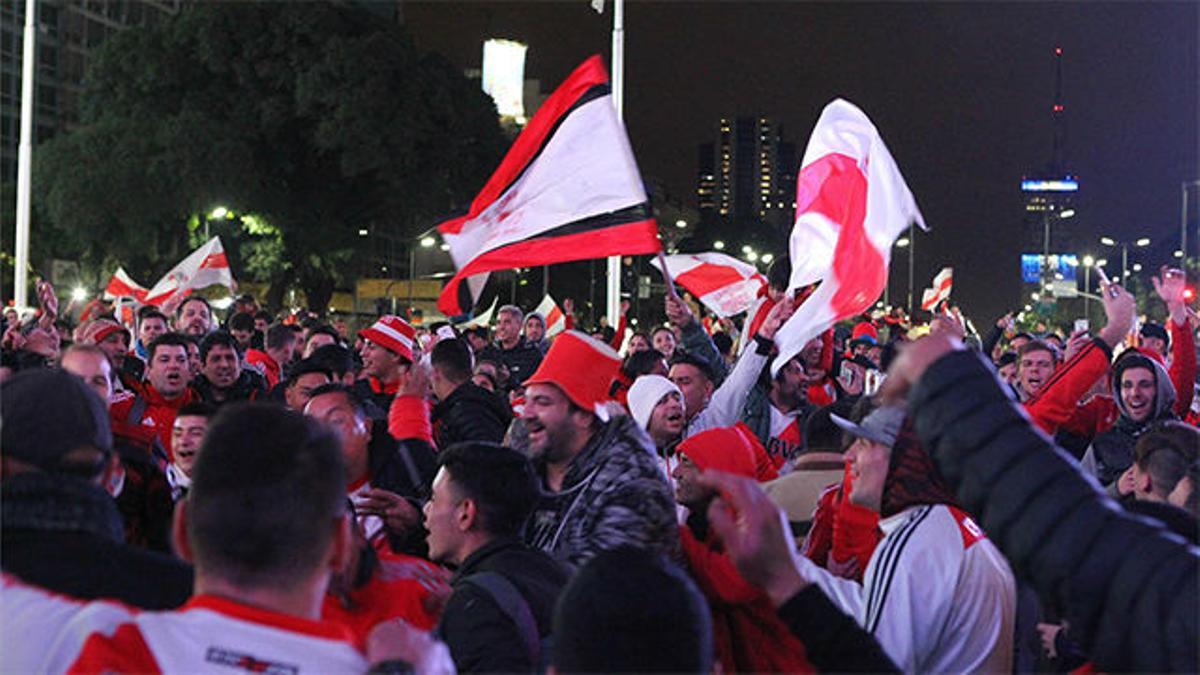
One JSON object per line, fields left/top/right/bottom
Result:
{"left": 13, "top": 0, "right": 36, "bottom": 310}
{"left": 605, "top": 0, "right": 624, "bottom": 327}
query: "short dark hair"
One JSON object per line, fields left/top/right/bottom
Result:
{"left": 803, "top": 402, "right": 856, "bottom": 454}
{"left": 228, "top": 312, "right": 255, "bottom": 333}
{"left": 1018, "top": 339, "right": 1059, "bottom": 364}
{"left": 305, "top": 325, "right": 341, "bottom": 348}
{"left": 147, "top": 332, "right": 193, "bottom": 362}
{"left": 712, "top": 331, "right": 733, "bottom": 357}
{"left": 177, "top": 401, "right": 217, "bottom": 419}
{"left": 553, "top": 547, "right": 712, "bottom": 673}
{"left": 308, "top": 344, "right": 356, "bottom": 380}
{"left": 285, "top": 358, "right": 333, "bottom": 387}
{"left": 1134, "top": 421, "right": 1199, "bottom": 499}
{"left": 651, "top": 325, "right": 675, "bottom": 340}
{"left": 431, "top": 338, "right": 474, "bottom": 383}
{"left": 187, "top": 403, "right": 345, "bottom": 589}
{"left": 253, "top": 310, "right": 272, "bottom": 323}
{"left": 199, "top": 330, "right": 239, "bottom": 363}
{"left": 622, "top": 349, "right": 667, "bottom": 381}
{"left": 766, "top": 255, "right": 791, "bottom": 292}
{"left": 139, "top": 308, "right": 168, "bottom": 326}
{"left": 669, "top": 351, "right": 715, "bottom": 383}
{"left": 307, "top": 382, "right": 367, "bottom": 418}
{"left": 176, "top": 296, "right": 212, "bottom": 318}
{"left": 439, "top": 442, "right": 537, "bottom": 537}
{"left": 266, "top": 323, "right": 296, "bottom": 351}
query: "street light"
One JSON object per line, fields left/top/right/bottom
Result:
{"left": 746, "top": 251, "right": 759, "bottom": 262}
{"left": 761, "top": 253, "right": 774, "bottom": 264}
{"left": 713, "top": 240, "right": 725, "bottom": 250}
{"left": 894, "top": 237, "right": 910, "bottom": 248}
{"left": 420, "top": 236, "right": 436, "bottom": 248}
{"left": 1099, "top": 235, "right": 1150, "bottom": 285}
{"left": 1082, "top": 255, "right": 1095, "bottom": 323}
{"left": 71, "top": 287, "right": 88, "bottom": 302}
{"left": 1042, "top": 208, "right": 1075, "bottom": 298}
{"left": 674, "top": 219, "right": 687, "bottom": 229}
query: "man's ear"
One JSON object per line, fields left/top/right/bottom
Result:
{"left": 1135, "top": 469, "right": 1154, "bottom": 496}
{"left": 172, "top": 499, "right": 194, "bottom": 563}
{"left": 459, "top": 498, "right": 477, "bottom": 533}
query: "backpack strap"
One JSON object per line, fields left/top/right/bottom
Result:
{"left": 125, "top": 394, "right": 148, "bottom": 428}
{"left": 462, "top": 571, "right": 540, "bottom": 664}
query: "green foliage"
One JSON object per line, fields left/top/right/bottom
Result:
{"left": 33, "top": 2, "right": 505, "bottom": 312}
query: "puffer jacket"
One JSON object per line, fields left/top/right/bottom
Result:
{"left": 431, "top": 381, "right": 511, "bottom": 449}
{"left": 909, "top": 348, "right": 1197, "bottom": 673}
{"left": 523, "top": 414, "right": 677, "bottom": 570}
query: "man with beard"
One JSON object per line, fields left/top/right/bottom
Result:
{"left": 173, "top": 297, "right": 214, "bottom": 337}
{"left": 740, "top": 353, "right": 815, "bottom": 470}
{"left": 190, "top": 332, "right": 268, "bottom": 406}
{"left": 519, "top": 331, "right": 676, "bottom": 570}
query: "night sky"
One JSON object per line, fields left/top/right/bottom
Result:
{"left": 405, "top": 2, "right": 1198, "bottom": 324}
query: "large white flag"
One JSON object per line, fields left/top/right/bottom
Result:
{"left": 459, "top": 296, "right": 498, "bottom": 328}
{"left": 103, "top": 267, "right": 148, "bottom": 302}
{"left": 436, "top": 56, "right": 661, "bottom": 317}
{"left": 143, "top": 237, "right": 236, "bottom": 307}
{"left": 773, "top": 100, "right": 925, "bottom": 375}
{"left": 651, "top": 252, "right": 767, "bottom": 318}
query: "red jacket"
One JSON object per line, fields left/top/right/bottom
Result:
{"left": 321, "top": 551, "right": 442, "bottom": 649}
{"left": 244, "top": 349, "right": 281, "bottom": 388}
{"left": 801, "top": 462, "right": 882, "bottom": 583}
{"left": 680, "top": 525, "right": 814, "bottom": 674}
{"left": 110, "top": 385, "right": 199, "bottom": 462}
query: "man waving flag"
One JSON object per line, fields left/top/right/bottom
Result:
{"left": 650, "top": 252, "right": 767, "bottom": 318}
{"left": 437, "top": 55, "right": 661, "bottom": 316}
{"left": 773, "top": 99, "right": 926, "bottom": 376}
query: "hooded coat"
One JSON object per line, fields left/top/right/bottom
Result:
{"left": 1080, "top": 352, "right": 1176, "bottom": 487}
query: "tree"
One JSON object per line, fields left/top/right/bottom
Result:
{"left": 33, "top": 2, "right": 505, "bottom": 313}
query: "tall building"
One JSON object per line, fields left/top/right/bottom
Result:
{"left": 1020, "top": 47, "right": 1079, "bottom": 257}
{"left": 1, "top": 1, "right": 184, "bottom": 184}
{"left": 695, "top": 116, "right": 796, "bottom": 250}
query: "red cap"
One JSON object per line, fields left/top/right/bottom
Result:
{"left": 359, "top": 315, "right": 415, "bottom": 363}
{"left": 524, "top": 331, "right": 621, "bottom": 421}
{"left": 850, "top": 321, "right": 878, "bottom": 344}
{"left": 76, "top": 318, "right": 130, "bottom": 346}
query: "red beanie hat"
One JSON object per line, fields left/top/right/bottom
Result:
{"left": 677, "top": 427, "right": 758, "bottom": 479}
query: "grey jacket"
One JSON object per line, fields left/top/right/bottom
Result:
{"left": 524, "top": 415, "right": 677, "bottom": 570}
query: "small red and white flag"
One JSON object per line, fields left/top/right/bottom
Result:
{"left": 773, "top": 99, "right": 925, "bottom": 375}
{"left": 103, "top": 267, "right": 148, "bottom": 302}
{"left": 920, "top": 267, "right": 953, "bottom": 311}
{"left": 436, "top": 55, "right": 662, "bottom": 317}
{"left": 143, "top": 237, "right": 236, "bottom": 307}
{"left": 533, "top": 295, "right": 568, "bottom": 336}
{"left": 650, "top": 252, "right": 767, "bottom": 318}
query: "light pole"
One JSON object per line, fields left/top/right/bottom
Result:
{"left": 894, "top": 229, "right": 913, "bottom": 316}
{"left": 1081, "top": 255, "right": 1094, "bottom": 324}
{"left": 1099, "top": 235, "right": 1150, "bottom": 285}
{"left": 1041, "top": 208, "right": 1075, "bottom": 298}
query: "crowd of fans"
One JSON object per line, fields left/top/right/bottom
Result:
{"left": 1, "top": 257, "right": 1197, "bottom": 674}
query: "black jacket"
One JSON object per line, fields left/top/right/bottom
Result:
{"left": 1, "top": 472, "right": 193, "bottom": 609}
{"left": 480, "top": 338, "right": 543, "bottom": 390}
{"left": 368, "top": 419, "right": 438, "bottom": 555}
{"left": 776, "top": 587, "right": 898, "bottom": 672}
{"left": 437, "top": 537, "right": 568, "bottom": 673}
{"left": 431, "top": 382, "right": 511, "bottom": 449}
{"left": 908, "top": 349, "right": 1198, "bottom": 672}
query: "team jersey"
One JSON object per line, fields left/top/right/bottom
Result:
{"left": 68, "top": 594, "right": 367, "bottom": 674}
{"left": 796, "top": 504, "right": 1016, "bottom": 674}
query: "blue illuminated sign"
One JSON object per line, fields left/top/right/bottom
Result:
{"left": 1021, "top": 254, "right": 1079, "bottom": 283}
{"left": 1021, "top": 178, "right": 1079, "bottom": 192}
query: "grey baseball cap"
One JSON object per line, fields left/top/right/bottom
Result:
{"left": 830, "top": 405, "right": 906, "bottom": 447}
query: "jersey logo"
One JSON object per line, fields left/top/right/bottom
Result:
{"left": 949, "top": 506, "right": 986, "bottom": 550}
{"left": 204, "top": 647, "right": 298, "bottom": 674}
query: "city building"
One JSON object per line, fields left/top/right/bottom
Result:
{"left": 1020, "top": 47, "right": 1079, "bottom": 259}
{"left": 695, "top": 116, "right": 796, "bottom": 255}
{"left": 1, "top": 0, "right": 185, "bottom": 185}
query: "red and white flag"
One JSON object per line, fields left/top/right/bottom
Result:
{"left": 650, "top": 252, "right": 767, "bottom": 318}
{"left": 103, "top": 267, "right": 148, "bottom": 302}
{"left": 143, "top": 237, "right": 236, "bottom": 307}
{"left": 773, "top": 99, "right": 925, "bottom": 376}
{"left": 533, "top": 295, "right": 568, "bottom": 336}
{"left": 436, "top": 55, "right": 661, "bottom": 316}
{"left": 920, "top": 267, "right": 953, "bottom": 311}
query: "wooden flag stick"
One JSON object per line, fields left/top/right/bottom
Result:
{"left": 657, "top": 250, "right": 679, "bottom": 300}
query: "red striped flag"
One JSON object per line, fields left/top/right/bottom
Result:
{"left": 143, "top": 237, "right": 236, "bottom": 307}
{"left": 920, "top": 267, "right": 953, "bottom": 311}
{"left": 436, "top": 56, "right": 661, "bottom": 316}
{"left": 650, "top": 252, "right": 767, "bottom": 318}
{"left": 534, "top": 295, "right": 567, "bottom": 336}
{"left": 103, "top": 267, "right": 148, "bottom": 302}
{"left": 773, "top": 99, "right": 925, "bottom": 376}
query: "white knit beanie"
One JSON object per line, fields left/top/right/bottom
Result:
{"left": 626, "top": 374, "right": 684, "bottom": 431}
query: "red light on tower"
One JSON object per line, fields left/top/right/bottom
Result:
{"left": 1055, "top": 47, "right": 1063, "bottom": 56}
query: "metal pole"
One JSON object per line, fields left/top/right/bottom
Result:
{"left": 604, "top": 0, "right": 624, "bottom": 326}
{"left": 1083, "top": 265, "right": 1090, "bottom": 325}
{"left": 13, "top": 0, "right": 37, "bottom": 310}
{"left": 542, "top": 265, "right": 549, "bottom": 299}
{"left": 1183, "top": 182, "right": 1190, "bottom": 262}
{"left": 1121, "top": 245, "right": 1128, "bottom": 284}
{"left": 907, "top": 223, "right": 915, "bottom": 316}
{"left": 1042, "top": 213, "right": 1051, "bottom": 297}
